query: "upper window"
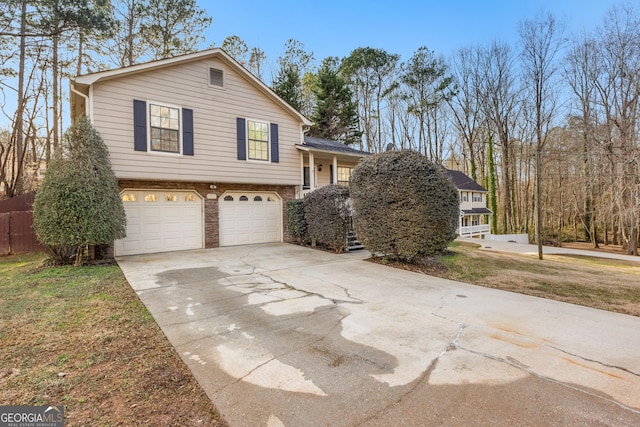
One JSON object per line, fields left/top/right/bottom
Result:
{"left": 337, "top": 167, "right": 352, "bottom": 186}
{"left": 150, "top": 104, "right": 180, "bottom": 153}
{"left": 462, "top": 193, "right": 468, "bottom": 202}
{"left": 209, "top": 68, "right": 224, "bottom": 88}
{"left": 473, "top": 193, "right": 483, "bottom": 202}
{"left": 247, "top": 120, "right": 269, "bottom": 161}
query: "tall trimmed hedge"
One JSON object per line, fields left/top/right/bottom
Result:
{"left": 33, "top": 116, "right": 126, "bottom": 266}
{"left": 303, "top": 185, "right": 351, "bottom": 253}
{"left": 350, "top": 150, "right": 459, "bottom": 262}
{"left": 286, "top": 199, "right": 307, "bottom": 243}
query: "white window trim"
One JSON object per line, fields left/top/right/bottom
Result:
{"left": 208, "top": 67, "right": 226, "bottom": 89}
{"left": 245, "top": 118, "right": 271, "bottom": 162}
{"left": 147, "top": 100, "right": 183, "bottom": 155}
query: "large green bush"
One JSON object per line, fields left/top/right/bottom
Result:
{"left": 286, "top": 198, "right": 307, "bottom": 243}
{"left": 33, "top": 116, "right": 126, "bottom": 266}
{"left": 350, "top": 150, "right": 459, "bottom": 262}
{"left": 303, "top": 185, "right": 351, "bottom": 253}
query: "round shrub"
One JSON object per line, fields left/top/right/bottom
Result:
{"left": 350, "top": 150, "right": 459, "bottom": 262}
{"left": 303, "top": 185, "right": 351, "bottom": 253}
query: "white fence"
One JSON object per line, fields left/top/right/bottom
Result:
{"left": 459, "top": 224, "right": 491, "bottom": 238}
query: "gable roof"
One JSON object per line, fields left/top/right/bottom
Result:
{"left": 72, "top": 48, "right": 312, "bottom": 126}
{"left": 446, "top": 169, "right": 488, "bottom": 192}
{"left": 298, "top": 136, "right": 371, "bottom": 157}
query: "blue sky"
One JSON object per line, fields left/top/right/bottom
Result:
{"left": 202, "top": 0, "right": 620, "bottom": 68}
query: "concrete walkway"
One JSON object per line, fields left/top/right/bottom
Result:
{"left": 117, "top": 243, "right": 640, "bottom": 426}
{"left": 459, "top": 237, "right": 640, "bottom": 262}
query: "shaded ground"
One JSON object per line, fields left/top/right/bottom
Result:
{"left": 370, "top": 241, "right": 640, "bottom": 317}
{"left": 0, "top": 253, "right": 227, "bottom": 426}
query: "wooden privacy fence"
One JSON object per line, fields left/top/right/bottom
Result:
{"left": 0, "top": 192, "right": 43, "bottom": 256}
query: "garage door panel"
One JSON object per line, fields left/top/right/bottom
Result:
{"left": 219, "top": 192, "right": 282, "bottom": 247}
{"left": 115, "top": 190, "right": 203, "bottom": 256}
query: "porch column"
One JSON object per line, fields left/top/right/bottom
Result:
{"left": 299, "top": 151, "right": 304, "bottom": 186}
{"left": 309, "top": 151, "right": 315, "bottom": 190}
{"left": 332, "top": 155, "right": 338, "bottom": 185}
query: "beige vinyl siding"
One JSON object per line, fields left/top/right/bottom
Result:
{"left": 90, "top": 58, "right": 303, "bottom": 185}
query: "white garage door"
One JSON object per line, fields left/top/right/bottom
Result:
{"left": 219, "top": 192, "right": 282, "bottom": 246}
{"left": 115, "top": 190, "right": 203, "bottom": 256}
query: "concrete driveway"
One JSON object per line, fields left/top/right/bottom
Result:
{"left": 117, "top": 243, "right": 640, "bottom": 426}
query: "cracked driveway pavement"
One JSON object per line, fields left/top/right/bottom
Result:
{"left": 117, "top": 243, "right": 640, "bottom": 426}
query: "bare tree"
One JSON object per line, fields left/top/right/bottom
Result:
{"left": 448, "top": 45, "right": 485, "bottom": 180}
{"left": 479, "top": 40, "right": 521, "bottom": 234}
{"left": 341, "top": 47, "right": 399, "bottom": 152}
{"left": 519, "top": 9, "right": 566, "bottom": 259}
{"left": 594, "top": 4, "right": 640, "bottom": 255}
{"left": 564, "top": 33, "right": 600, "bottom": 247}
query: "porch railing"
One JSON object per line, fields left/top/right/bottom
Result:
{"left": 459, "top": 224, "right": 491, "bottom": 237}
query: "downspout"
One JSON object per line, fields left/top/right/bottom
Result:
{"left": 69, "top": 82, "right": 89, "bottom": 122}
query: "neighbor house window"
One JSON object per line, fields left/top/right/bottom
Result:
{"left": 247, "top": 120, "right": 269, "bottom": 161}
{"left": 473, "top": 193, "right": 482, "bottom": 202}
{"left": 150, "top": 104, "right": 180, "bottom": 153}
{"left": 337, "top": 167, "right": 352, "bottom": 186}
{"left": 462, "top": 192, "right": 468, "bottom": 202}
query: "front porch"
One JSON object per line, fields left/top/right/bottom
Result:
{"left": 295, "top": 136, "right": 369, "bottom": 199}
{"left": 458, "top": 209, "right": 492, "bottom": 238}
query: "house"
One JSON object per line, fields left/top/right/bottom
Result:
{"left": 445, "top": 169, "right": 492, "bottom": 238}
{"left": 70, "top": 48, "right": 364, "bottom": 256}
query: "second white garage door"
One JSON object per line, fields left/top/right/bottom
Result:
{"left": 219, "top": 192, "right": 282, "bottom": 246}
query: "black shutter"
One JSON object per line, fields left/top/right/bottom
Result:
{"left": 330, "top": 164, "right": 334, "bottom": 184}
{"left": 270, "top": 123, "right": 279, "bottom": 163}
{"left": 182, "top": 108, "right": 194, "bottom": 155}
{"left": 133, "top": 99, "right": 147, "bottom": 151}
{"left": 236, "top": 118, "right": 246, "bottom": 160}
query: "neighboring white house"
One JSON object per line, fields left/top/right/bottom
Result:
{"left": 445, "top": 169, "right": 492, "bottom": 238}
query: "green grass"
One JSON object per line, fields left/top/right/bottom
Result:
{"left": 428, "top": 242, "right": 640, "bottom": 316}
{"left": 0, "top": 253, "right": 226, "bottom": 425}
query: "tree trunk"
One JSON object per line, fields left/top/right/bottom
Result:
{"left": 52, "top": 32, "right": 60, "bottom": 154}
{"left": 13, "top": 0, "right": 28, "bottom": 196}
{"left": 536, "top": 148, "right": 543, "bottom": 260}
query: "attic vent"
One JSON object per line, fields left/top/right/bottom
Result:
{"left": 209, "top": 68, "right": 223, "bottom": 87}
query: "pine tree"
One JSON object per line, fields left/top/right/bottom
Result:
{"left": 310, "top": 58, "right": 361, "bottom": 145}
{"left": 272, "top": 64, "right": 303, "bottom": 112}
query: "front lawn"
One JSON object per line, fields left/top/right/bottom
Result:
{"left": 0, "top": 253, "right": 227, "bottom": 426}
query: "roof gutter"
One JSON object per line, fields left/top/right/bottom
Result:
{"left": 294, "top": 144, "right": 368, "bottom": 158}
